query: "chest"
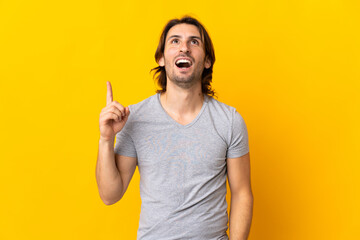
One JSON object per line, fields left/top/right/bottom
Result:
{"left": 133, "top": 126, "right": 228, "bottom": 174}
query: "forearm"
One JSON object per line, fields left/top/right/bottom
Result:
{"left": 96, "top": 138, "right": 123, "bottom": 205}
{"left": 229, "top": 192, "right": 254, "bottom": 240}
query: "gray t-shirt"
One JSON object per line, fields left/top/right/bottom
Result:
{"left": 114, "top": 93, "right": 249, "bottom": 240}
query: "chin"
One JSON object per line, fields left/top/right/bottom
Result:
{"left": 171, "top": 77, "right": 200, "bottom": 89}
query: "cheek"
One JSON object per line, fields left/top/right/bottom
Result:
{"left": 165, "top": 47, "right": 178, "bottom": 56}
{"left": 193, "top": 49, "right": 206, "bottom": 60}
{"left": 163, "top": 50, "right": 178, "bottom": 65}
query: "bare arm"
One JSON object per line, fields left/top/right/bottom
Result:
{"left": 95, "top": 81, "right": 136, "bottom": 205}
{"left": 96, "top": 138, "right": 137, "bottom": 205}
{"left": 227, "top": 152, "right": 254, "bottom": 240}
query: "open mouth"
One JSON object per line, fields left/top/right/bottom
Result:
{"left": 175, "top": 58, "right": 192, "bottom": 69}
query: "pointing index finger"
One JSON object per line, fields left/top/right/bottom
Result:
{"left": 106, "top": 81, "right": 113, "bottom": 105}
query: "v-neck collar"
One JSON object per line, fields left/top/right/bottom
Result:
{"left": 156, "top": 93, "right": 208, "bottom": 129}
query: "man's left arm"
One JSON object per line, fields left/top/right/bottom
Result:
{"left": 227, "top": 152, "right": 254, "bottom": 240}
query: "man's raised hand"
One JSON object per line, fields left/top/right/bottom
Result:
{"left": 99, "top": 81, "right": 130, "bottom": 142}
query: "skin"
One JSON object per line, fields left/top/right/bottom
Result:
{"left": 158, "top": 23, "right": 211, "bottom": 125}
{"left": 96, "top": 23, "right": 253, "bottom": 240}
{"left": 159, "top": 23, "right": 211, "bottom": 90}
{"left": 227, "top": 152, "right": 254, "bottom": 240}
{"left": 96, "top": 81, "right": 136, "bottom": 205}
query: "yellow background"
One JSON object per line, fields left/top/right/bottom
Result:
{"left": 1, "top": 0, "right": 359, "bottom": 239}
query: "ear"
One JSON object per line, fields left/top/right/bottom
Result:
{"left": 204, "top": 56, "right": 211, "bottom": 69}
{"left": 158, "top": 55, "right": 165, "bottom": 67}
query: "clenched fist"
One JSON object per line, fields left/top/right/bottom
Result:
{"left": 99, "top": 81, "right": 130, "bottom": 142}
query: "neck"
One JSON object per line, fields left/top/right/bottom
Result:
{"left": 160, "top": 80, "right": 204, "bottom": 116}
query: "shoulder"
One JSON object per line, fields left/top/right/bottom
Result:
{"left": 119, "top": 94, "right": 158, "bottom": 134}
{"left": 206, "top": 96, "right": 245, "bottom": 125}
{"left": 127, "top": 93, "right": 158, "bottom": 116}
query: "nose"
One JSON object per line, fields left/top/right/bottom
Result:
{"left": 180, "top": 41, "right": 190, "bottom": 53}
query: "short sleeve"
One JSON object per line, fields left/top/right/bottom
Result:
{"left": 226, "top": 110, "right": 249, "bottom": 158}
{"left": 113, "top": 109, "right": 137, "bottom": 158}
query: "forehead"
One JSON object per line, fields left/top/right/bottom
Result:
{"left": 166, "top": 23, "right": 201, "bottom": 40}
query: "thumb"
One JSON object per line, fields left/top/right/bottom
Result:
{"left": 125, "top": 107, "right": 130, "bottom": 116}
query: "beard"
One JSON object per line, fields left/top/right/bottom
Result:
{"left": 169, "top": 71, "right": 198, "bottom": 89}
{"left": 165, "top": 60, "right": 204, "bottom": 90}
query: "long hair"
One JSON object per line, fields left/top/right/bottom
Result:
{"left": 151, "top": 16, "right": 216, "bottom": 97}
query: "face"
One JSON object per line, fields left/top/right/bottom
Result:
{"left": 158, "top": 23, "right": 211, "bottom": 89}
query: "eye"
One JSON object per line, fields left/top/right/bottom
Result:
{"left": 191, "top": 39, "right": 199, "bottom": 45}
{"left": 171, "top": 39, "right": 179, "bottom": 44}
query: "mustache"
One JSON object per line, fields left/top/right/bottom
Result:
{"left": 175, "top": 54, "right": 194, "bottom": 62}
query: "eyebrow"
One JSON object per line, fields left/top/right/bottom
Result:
{"left": 167, "top": 35, "right": 202, "bottom": 42}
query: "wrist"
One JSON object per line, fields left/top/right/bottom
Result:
{"left": 99, "top": 136, "right": 115, "bottom": 145}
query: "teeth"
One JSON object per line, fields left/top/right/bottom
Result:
{"left": 176, "top": 59, "right": 191, "bottom": 64}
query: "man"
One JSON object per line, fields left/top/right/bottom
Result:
{"left": 96, "top": 16, "right": 253, "bottom": 240}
